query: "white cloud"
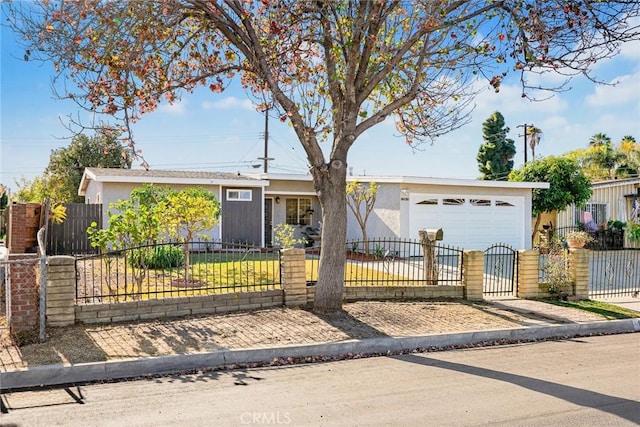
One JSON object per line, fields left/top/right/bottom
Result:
{"left": 473, "top": 82, "right": 568, "bottom": 117}
{"left": 202, "top": 96, "right": 254, "bottom": 110}
{"left": 585, "top": 72, "right": 640, "bottom": 107}
{"left": 157, "top": 99, "right": 187, "bottom": 115}
{"left": 619, "top": 38, "right": 640, "bottom": 62}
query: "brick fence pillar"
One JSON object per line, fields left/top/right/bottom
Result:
{"left": 7, "top": 203, "right": 42, "bottom": 254}
{"left": 46, "top": 256, "right": 76, "bottom": 327}
{"left": 7, "top": 253, "right": 40, "bottom": 343}
{"left": 569, "top": 248, "right": 590, "bottom": 299}
{"left": 517, "top": 250, "right": 547, "bottom": 298}
{"left": 280, "top": 248, "right": 307, "bottom": 307}
{"left": 463, "top": 250, "right": 484, "bottom": 301}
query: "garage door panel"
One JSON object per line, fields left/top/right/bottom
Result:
{"left": 409, "top": 193, "right": 523, "bottom": 249}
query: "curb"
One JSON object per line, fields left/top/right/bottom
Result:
{"left": 2, "top": 319, "right": 639, "bottom": 391}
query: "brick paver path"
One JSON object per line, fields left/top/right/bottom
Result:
{"left": 0, "top": 300, "right": 603, "bottom": 372}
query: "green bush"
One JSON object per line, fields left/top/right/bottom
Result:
{"left": 129, "top": 245, "right": 185, "bottom": 269}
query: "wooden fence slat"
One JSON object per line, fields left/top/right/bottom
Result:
{"left": 47, "top": 204, "right": 102, "bottom": 255}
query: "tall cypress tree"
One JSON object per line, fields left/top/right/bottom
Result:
{"left": 477, "top": 111, "right": 516, "bottom": 180}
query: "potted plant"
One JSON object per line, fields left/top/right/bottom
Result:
{"left": 565, "top": 230, "right": 594, "bottom": 248}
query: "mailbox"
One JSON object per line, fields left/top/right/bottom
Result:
{"left": 419, "top": 228, "right": 443, "bottom": 243}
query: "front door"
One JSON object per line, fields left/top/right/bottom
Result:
{"left": 264, "top": 198, "right": 273, "bottom": 247}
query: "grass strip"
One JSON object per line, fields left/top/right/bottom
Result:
{"left": 542, "top": 299, "right": 640, "bottom": 320}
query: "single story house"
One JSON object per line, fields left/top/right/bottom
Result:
{"left": 78, "top": 168, "right": 269, "bottom": 245}
{"left": 556, "top": 177, "right": 640, "bottom": 248}
{"left": 79, "top": 168, "right": 549, "bottom": 250}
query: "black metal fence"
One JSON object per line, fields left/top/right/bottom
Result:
{"left": 589, "top": 249, "right": 640, "bottom": 298}
{"left": 552, "top": 226, "right": 625, "bottom": 250}
{"left": 483, "top": 244, "right": 518, "bottom": 296}
{"left": 305, "top": 238, "right": 464, "bottom": 287}
{"left": 75, "top": 241, "right": 281, "bottom": 304}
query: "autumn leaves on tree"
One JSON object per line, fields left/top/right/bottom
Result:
{"left": 7, "top": 1, "right": 639, "bottom": 312}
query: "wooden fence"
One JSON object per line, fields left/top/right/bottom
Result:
{"left": 47, "top": 203, "right": 102, "bottom": 255}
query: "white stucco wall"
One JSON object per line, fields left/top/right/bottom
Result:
{"left": 346, "top": 183, "right": 401, "bottom": 241}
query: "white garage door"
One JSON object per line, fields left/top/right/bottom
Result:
{"left": 409, "top": 194, "right": 524, "bottom": 250}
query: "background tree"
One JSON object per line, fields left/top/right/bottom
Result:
{"left": 476, "top": 111, "right": 516, "bottom": 180}
{"left": 615, "top": 135, "right": 639, "bottom": 178}
{"left": 509, "top": 156, "right": 592, "bottom": 238}
{"left": 8, "top": 1, "right": 639, "bottom": 313}
{"left": 12, "top": 176, "right": 48, "bottom": 203}
{"left": 346, "top": 180, "right": 380, "bottom": 254}
{"left": 566, "top": 133, "right": 635, "bottom": 180}
{"left": 156, "top": 188, "right": 221, "bottom": 282}
{"left": 46, "top": 131, "right": 132, "bottom": 203}
{"left": 12, "top": 130, "right": 132, "bottom": 204}
{"left": 589, "top": 133, "right": 612, "bottom": 147}
{"left": 585, "top": 132, "right": 621, "bottom": 179}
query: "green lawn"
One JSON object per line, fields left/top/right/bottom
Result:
{"left": 542, "top": 299, "right": 640, "bottom": 320}
{"left": 76, "top": 255, "right": 281, "bottom": 303}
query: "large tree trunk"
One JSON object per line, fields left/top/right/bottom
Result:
{"left": 312, "top": 161, "right": 348, "bottom": 314}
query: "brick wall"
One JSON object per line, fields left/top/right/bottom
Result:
{"left": 280, "top": 248, "right": 307, "bottom": 307}
{"left": 7, "top": 254, "right": 40, "bottom": 342}
{"left": 462, "top": 250, "right": 484, "bottom": 301}
{"left": 46, "top": 256, "right": 76, "bottom": 327}
{"left": 344, "top": 285, "right": 464, "bottom": 301}
{"left": 7, "top": 203, "right": 42, "bottom": 254}
{"left": 517, "top": 250, "right": 549, "bottom": 298}
{"left": 569, "top": 248, "right": 590, "bottom": 299}
{"left": 75, "top": 290, "right": 284, "bottom": 324}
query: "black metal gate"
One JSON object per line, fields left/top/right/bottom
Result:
{"left": 589, "top": 249, "right": 640, "bottom": 298}
{"left": 483, "top": 244, "right": 518, "bottom": 296}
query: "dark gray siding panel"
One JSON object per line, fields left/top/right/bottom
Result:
{"left": 221, "top": 187, "right": 262, "bottom": 245}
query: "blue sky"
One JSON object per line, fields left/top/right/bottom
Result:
{"left": 1, "top": 19, "right": 639, "bottom": 194}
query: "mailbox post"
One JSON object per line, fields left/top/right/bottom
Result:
{"left": 419, "top": 228, "right": 443, "bottom": 285}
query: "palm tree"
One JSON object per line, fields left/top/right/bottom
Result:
{"left": 527, "top": 126, "right": 542, "bottom": 160}
{"left": 589, "top": 133, "right": 612, "bottom": 147}
{"left": 619, "top": 135, "right": 637, "bottom": 151}
{"left": 617, "top": 135, "right": 639, "bottom": 177}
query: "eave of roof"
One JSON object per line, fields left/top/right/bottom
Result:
{"left": 249, "top": 172, "right": 549, "bottom": 189}
{"left": 591, "top": 177, "right": 640, "bottom": 189}
{"left": 78, "top": 167, "right": 268, "bottom": 196}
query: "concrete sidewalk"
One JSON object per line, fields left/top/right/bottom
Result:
{"left": 1, "top": 299, "right": 639, "bottom": 391}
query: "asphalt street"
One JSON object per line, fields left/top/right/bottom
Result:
{"left": 1, "top": 333, "right": 638, "bottom": 426}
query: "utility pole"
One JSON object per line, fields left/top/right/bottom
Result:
{"left": 258, "top": 105, "right": 274, "bottom": 173}
{"left": 517, "top": 123, "right": 528, "bottom": 164}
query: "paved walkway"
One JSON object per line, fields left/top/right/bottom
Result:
{"left": 0, "top": 299, "right": 611, "bottom": 373}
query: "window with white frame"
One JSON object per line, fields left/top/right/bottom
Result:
{"left": 226, "top": 189, "right": 252, "bottom": 201}
{"left": 575, "top": 202, "right": 607, "bottom": 225}
{"left": 286, "top": 198, "right": 312, "bottom": 225}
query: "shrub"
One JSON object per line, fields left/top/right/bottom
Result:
{"left": 129, "top": 245, "right": 185, "bottom": 269}
{"left": 273, "top": 224, "right": 304, "bottom": 249}
{"left": 543, "top": 241, "right": 573, "bottom": 299}
{"left": 627, "top": 222, "right": 640, "bottom": 242}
